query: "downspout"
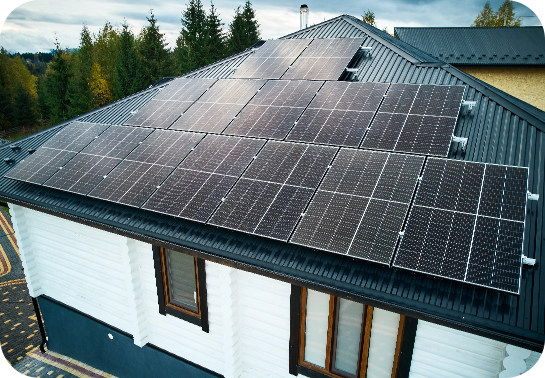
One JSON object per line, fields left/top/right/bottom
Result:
{"left": 31, "top": 297, "right": 47, "bottom": 353}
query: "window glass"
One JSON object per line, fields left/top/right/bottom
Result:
{"left": 366, "top": 308, "right": 400, "bottom": 378}
{"left": 166, "top": 249, "right": 197, "bottom": 311}
{"left": 304, "top": 289, "right": 330, "bottom": 368}
{"left": 333, "top": 298, "right": 364, "bottom": 376}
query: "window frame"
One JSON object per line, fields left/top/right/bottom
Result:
{"left": 290, "top": 286, "right": 417, "bottom": 378}
{"left": 153, "top": 245, "right": 209, "bottom": 332}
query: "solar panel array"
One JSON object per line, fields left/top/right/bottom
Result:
{"left": 170, "top": 79, "right": 266, "bottom": 133}
{"left": 124, "top": 78, "right": 216, "bottom": 128}
{"left": 232, "top": 39, "right": 310, "bottom": 79}
{"left": 393, "top": 158, "right": 528, "bottom": 293}
{"left": 223, "top": 80, "right": 323, "bottom": 139}
{"left": 291, "top": 150, "right": 424, "bottom": 264}
{"left": 5, "top": 40, "right": 532, "bottom": 294}
{"left": 282, "top": 38, "right": 364, "bottom": 80}
{"left": 287, "top": 82, "right": 389, "bottom": 147}
{"left": 361, "top": 84, "right": 466, "bottom": 156}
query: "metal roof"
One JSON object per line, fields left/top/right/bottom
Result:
{"left": 394, "top": 26, "right": 545, "bottom": 66}
{"left": 0, "top": 15, "right": 543, "bottom": 351}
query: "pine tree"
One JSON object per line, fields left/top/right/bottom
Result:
{"left": 176, "top": 0, "right": 208, "bottom": 74}
{"left": 45, "top": 40, "right": 72, "bottom": 124}
{"left": 93, "top": 22, "right": 119, "bottom": 101}
{"left": 139, "top": 10, "right": 170, "bottom": 86}
{"left": 36, "top": 75, "right": 50, "bottom": 121}
{"left": 68, "top": 25, "right": 95, "bottom": 118}
{"left": 13, "top": 82, "right": 38, "bottom": 126}
{"left": 114, "top": 21, "right": 144, "bottom": 99}
{"left": 228, "top": 1, "right": 260, "bottom": 55}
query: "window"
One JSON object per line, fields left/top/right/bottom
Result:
{"left": 290, "top": 287, "right": 417, "bottom": 378}
{"left": 153, "top": 246, "right": 209, "bottom": 332}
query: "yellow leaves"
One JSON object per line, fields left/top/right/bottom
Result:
{"left": 88, "top": 63, "right": 111, "bottom": 107}
{"left": 0, "top": 54, "right": 37, "bottom": 100}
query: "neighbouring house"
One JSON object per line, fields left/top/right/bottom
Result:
{"left": 394, "top": 26, "right": 545, "bottom": 111}
{"left": 0, "top": 15, "right": 543, "bottom": 378}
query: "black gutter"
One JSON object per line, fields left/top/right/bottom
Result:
{"left": 32, "top": 297, "right": 47, "bottom": 353}
{"left": 3, "top": 193, "right": 543, "bottom": 352}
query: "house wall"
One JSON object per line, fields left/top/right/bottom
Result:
{"left": 458, "top": 67, "right": 545, "bottom": 111}
{"left": 10, "top": 204, "right": 539, "bottom": 378}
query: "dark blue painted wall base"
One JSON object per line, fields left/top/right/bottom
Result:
{"left": 38, "top": 296, "right": 223, "bottom": 378}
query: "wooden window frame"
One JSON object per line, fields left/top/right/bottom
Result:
{"left": 153, "top": 245, "right": 209, "bottom": 332}
{"left": 290, "top": 286, "right": 417, "bottom": 378}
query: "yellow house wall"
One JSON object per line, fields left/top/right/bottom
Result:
{"left": 459, "top": 67, "right": 545, "bottom": 111}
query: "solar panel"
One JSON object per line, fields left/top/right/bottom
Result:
{"left": 360, "top": 84, "right": 466, "bottom": 156}
{"left": 170, "top": 79, "right": 266, "bottom": 133}
{"left": 88, "top": 131, "right": 204, "bottom": 207}
{"left": 143, "top": 135, "right": 265, "bottom": 222}
{"left": 232, "top": 39, "right": 310, "bottom": 79}
{"left": 223, "top": 80, "right": 323, "bottom": 139}
{"left": 291, "top": 150, "right": 424, "bottom": 264}
{"left": 208, "top": 141, "right": 337, "bottom": 241}
{"left": 287, "top": 82, "right": 389, "bottom": 147}
{"left": 5, "top": 121, "right": 109, "bottom": 184}
{"left": 124, "top": 78, "right": 216, "bottom": 128}
{"left": 43, "top": 125, "right": 153, "bottom": 194}
{"left": 281, "top": 38, "right": 365, "bottom": 80}
{"left": 393, "top": 158, "right": 528, "bottom": 294}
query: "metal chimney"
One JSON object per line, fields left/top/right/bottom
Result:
{"left": 300, "top": 5, "right": 309, "bottom": 30}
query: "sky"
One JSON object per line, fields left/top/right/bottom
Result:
{"left": 0, "top": 0, "right": 543, "bottom": 53}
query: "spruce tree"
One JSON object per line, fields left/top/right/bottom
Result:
{"left": 228, "top": 1, "right": 260, "bottom": 55}
{"left": 13, "top": 82, "right": 38, "bottom": 126}
{"left": 45, "top": 40, "right": 72, "bottom": 124}
{"left": 207, "top": 2, "right": 226, "bottom": 63}
{"left": 495, "top": 0, "right": 521, "bottom": 26}
{"left": 139, "top": 10, "right": 170, "bottom": 86}
{"left": 176, "top": 0, "right": 208, "bottom": 74}
{"left": 114, "top": 21, "right": 144, "bottom": 99}
{"left": 36, "top": 75, "right": 50, "bottom": 121}
{"left": 68, "top": 25, "right": 95, "bottom": 118}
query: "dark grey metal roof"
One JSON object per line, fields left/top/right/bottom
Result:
{"left": 0, "top": 15, "right": 543, "bottom": 351}
{"left": 395, "top": 26, "right": 545, "bottom": 66}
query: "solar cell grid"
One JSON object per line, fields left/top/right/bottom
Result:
{"left": 393, "top": 159, "right": 528, "bottom": 294}
{"left": 281, "top": 38, "right": 364, "bottom": 80}
{"left": 124, "top": 78, "right": 216, "bottom": 128}
{"left": 223, "top": 80, "right": 322, "bottom": 139}
{"left": 291, "top": 150, "right": 423, "bottom": 264}
{"left": 378, "top": 84, "right": 420, "bottom": 114}
{"left": 287, "top": 82, "right": 388, "bottom": 147}
{"left": 5, "top": 148, "right": 77, "bottom": 185}
{"left": 81, "top": 125, "right": 152, "bottom": 159}
{"left": 170, "top": 79, "right": 265, "bottom": 133}
{"left": 41, "top": 122, "right": 109, "bottom": 152}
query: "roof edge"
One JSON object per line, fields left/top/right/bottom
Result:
{"left": 2, "top": 192, "right": 543, "bottom": 352}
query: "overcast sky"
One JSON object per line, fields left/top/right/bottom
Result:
{"left": 0, "top": 0, "right": 543, "bottom": 53}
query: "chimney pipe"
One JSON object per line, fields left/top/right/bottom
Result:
{"left": 300, "top": 5, "right": 309, "bottom": 30}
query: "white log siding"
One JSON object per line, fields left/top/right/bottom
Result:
{"left": 10, "top": 204, "right": 540, "bottom": 378}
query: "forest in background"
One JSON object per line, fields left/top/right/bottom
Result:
{"left": 0, "top": 0, "right": 260, "bottom": 137}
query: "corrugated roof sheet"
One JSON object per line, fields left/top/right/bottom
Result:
{"left": 395, "top": 26, "right": 545, "bottom": 66}
{"left": 0, "top": 15, "right": 543, "bottom": 351}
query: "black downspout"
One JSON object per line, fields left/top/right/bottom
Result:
{"left": 31, "top": 297, "right": 47, "bottom": 353}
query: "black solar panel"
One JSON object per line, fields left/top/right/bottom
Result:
{"left": 281, "top": 38, "right": 364, "bottom": 80}
{"left": 81, "top": 125, "right": 153, "bottom": 159}
{"left": 232, "top": 39, "right": 310, "bottom": 79}
{"left": 143, "top": 135, "right": 265, "bottom": 222}
{"left": 393, "top": 158, "right": 528, "bottom": 294}
{"left": 209, "top": 141, "right": 337, "bottom": 241}
{"left": 223, "top": 80, "right": 323, "bottom": 139}
{"left": 291, "top": 150, "right": 424, "bottom": 264}
{"left": 5, "top": 121, "right": 109, "bottom": 184}
{"left": 88, "top": 131, "right": 204, "bottom": 207}
{"left": 124, "top": 78, "right": 216, "bottom": 128}
{"left": 170, "top": 79, "right": 265, "bottom": 133}
{"left": 361, "top": 84, "right": 465, "bottom": 157}
{"left": 287, "top": 82, "right": 388, "bottom": 147}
